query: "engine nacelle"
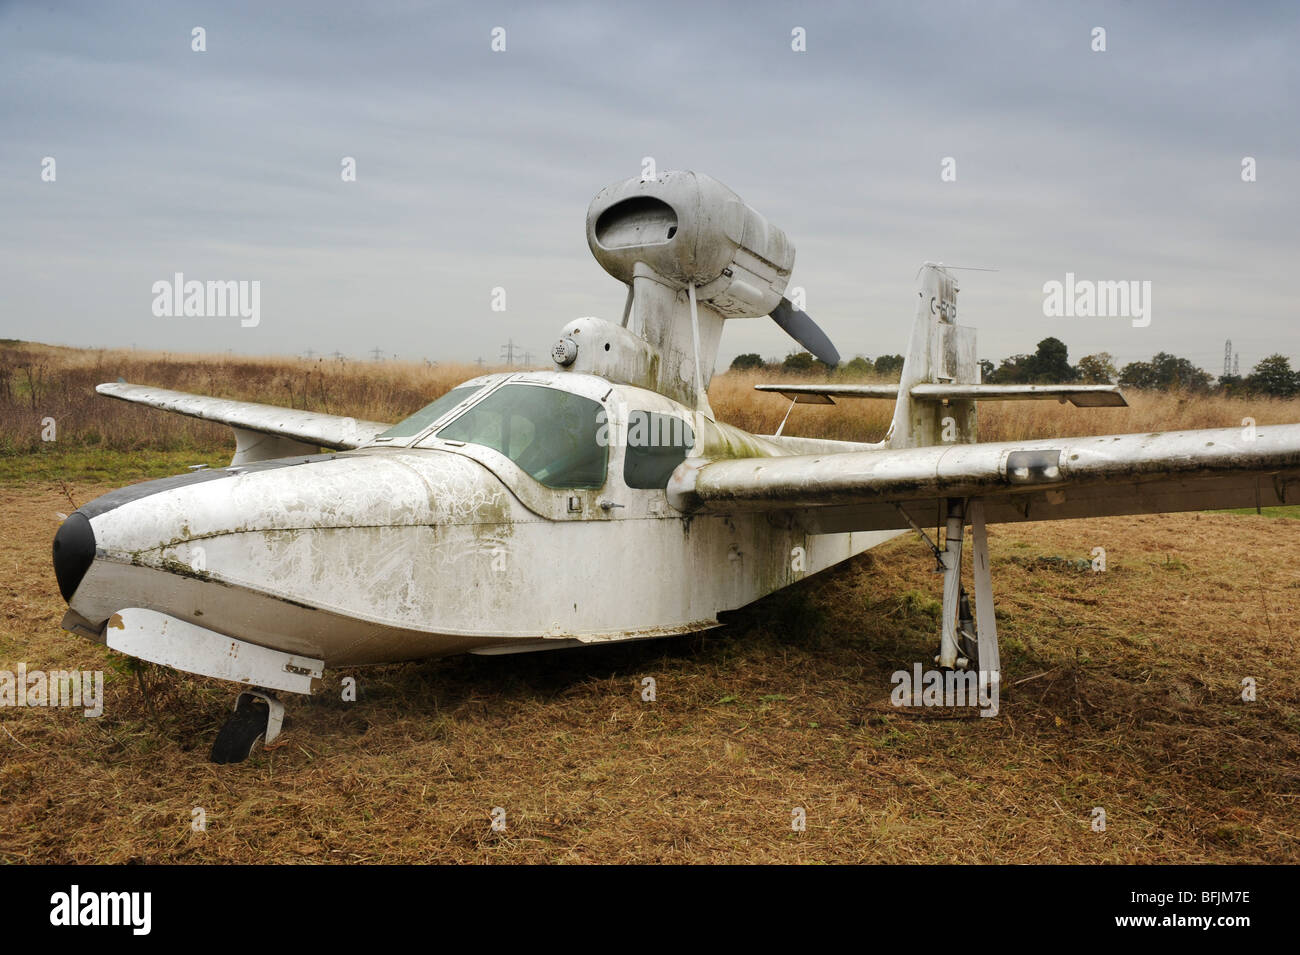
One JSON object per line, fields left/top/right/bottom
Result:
{"left": 585, "top": 170, "right": 794, "bottom": 319}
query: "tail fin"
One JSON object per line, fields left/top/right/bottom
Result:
{"left": 752, "top": 262, "right": 1126, "bottom": 442}
{"left": 886, "top": 263, "right": 979, "bottom": 449}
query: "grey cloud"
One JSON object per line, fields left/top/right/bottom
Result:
{"left": 0, "top": 0, "right": 1295, "bottom": 374}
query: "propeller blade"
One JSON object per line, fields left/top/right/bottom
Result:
{"left": 770, "top": 297, "right": 840, "bottom": 367}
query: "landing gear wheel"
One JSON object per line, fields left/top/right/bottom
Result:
{"left": 211, "top": 692, "right": 275, "bottom": 764}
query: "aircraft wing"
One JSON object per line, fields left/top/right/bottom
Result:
{"left": 668, "top": 423, "right": 1300, "bottom": 533}
{"left": 96, "top": 383, "right": 391, "bottom": 461}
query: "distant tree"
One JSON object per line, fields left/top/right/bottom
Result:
{"left": 1216, "top": 373, "right": 1246, "bottom": 398}
{"left": 1153, "top": 352, "right": 1212, "bottom": 391}
{"left": 1118, "top": 360, "right": 1155, "bottom": 389}
{"left": 730, "top": 352, "right": 765, "bottom": 372}
{"left": 781, "top": 351, "right": 820, "bottom": 373}
{"left": 1245, "top": 354, "right": 1300, "bottom": 398}
{"left": 840, "top": 355, "right": 874, "bottom": 378}
{"left": 987, "top": 338, "right": 1077, "bottom": 384}
{"left": 1029, "top": 337, "right": 1077, "bottom": 383}
{"left": 1076, "top": 352, "right": 1117, "bottom": 384}
{"left": 977, "top": 359, "right": 996, "bottom": 382}
{"left": 873, "top": 353, "right": 905, "bottom": 378}
{"left": 987, "top": 353, "right": 1033, "bottom": 384}
{"left": 1119, "top": 352, "right": 1212, "bottom": 392}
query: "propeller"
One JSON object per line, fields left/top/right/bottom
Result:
{"left": 769, "top": 297, "right": 840, "bottom": 367}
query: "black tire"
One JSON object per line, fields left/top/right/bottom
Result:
{"left": 210, "top": 696, "right": 269, "bottom": 764}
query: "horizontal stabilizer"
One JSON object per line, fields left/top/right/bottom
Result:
{"left": 755, "top": 382, "right": 1127, "bottom": 407}
{"left": 756, "top": 384, "right": 895, "bottom": 403}
{"left": 911, "top": 384, "right": 1126, "bottom": 406}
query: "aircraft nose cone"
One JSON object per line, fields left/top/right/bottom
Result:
{"left": 53, "top": 512, "right": 96, "bottom": 602}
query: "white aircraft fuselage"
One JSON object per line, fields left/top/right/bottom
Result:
{"left": 59, "top": 371, "right": 893, "bottom": 669}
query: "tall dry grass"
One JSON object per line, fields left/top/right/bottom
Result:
{"left": 0, "top": 342, "right": 500, "bottom": 454}
{"left": 3, "top": 341, "right": 1299, "bottom": 454}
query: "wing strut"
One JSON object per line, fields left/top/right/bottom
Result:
{"left": 774, "top": 396, "right": 798, "bottom": 437}
{"left": 939, "top": 499, "right": 967, "bottom": 670}
{"left": 935, "top": 498, "right": 1001, "bottom": 715}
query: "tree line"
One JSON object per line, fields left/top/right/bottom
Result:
{"left": 730, "top": 351, "right": 905, "bottom": 377}
{"left": 732, "top": 337, "right": 1300, "bottom": 399}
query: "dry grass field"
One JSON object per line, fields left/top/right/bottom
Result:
{"left": 2, "top": 342, "right": 1298, "bottom": 863}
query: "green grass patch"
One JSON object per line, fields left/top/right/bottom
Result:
{"left": 0, "top": 446, "right": 228, "bottom": 484}
{"left": 1216, "top": 505, "right": 1300, "bottom": 519}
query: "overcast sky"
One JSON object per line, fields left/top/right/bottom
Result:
{"left": 2, "top": 1, "right": 1296, "bottom": 376}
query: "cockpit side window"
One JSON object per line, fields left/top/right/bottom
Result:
{"left": 437, "top": 384, "right": 607, "bottom": 489}
{"left": 374, "top": 385, "right": 481, "bottom": 441}
{"left": 623, "top": 411, "right": 695, "bottom": 489}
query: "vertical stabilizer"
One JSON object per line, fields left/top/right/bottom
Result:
{"left": 887, "top": 263, "right": 980, "bottom": 448}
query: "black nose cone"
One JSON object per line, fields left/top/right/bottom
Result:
{"left": 53, "top": 512, "right": 96, "bottom": 602}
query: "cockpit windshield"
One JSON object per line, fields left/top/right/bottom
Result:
{"left": 374, "top": 385, "right": 481, "bottom": 441}
{"left": 436, "top": 383, "right": 606, "bottom": 489}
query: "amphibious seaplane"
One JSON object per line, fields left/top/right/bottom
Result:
{"left": 54, "top": 171, "right": 1300, "bottom": 762}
